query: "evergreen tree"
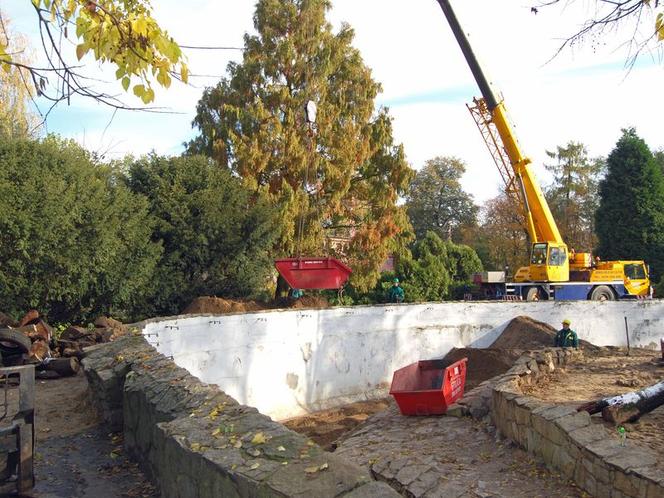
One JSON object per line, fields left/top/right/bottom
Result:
{"left": 0, "top": 136, "right": 160, "bottom": 323}
{"left": 125, "top": 154, "right": 281, "bottom": 315}
{"left": 544, "top": 142, "right": 604, "bottom": 252}
{"left": 596, "top": 128, "right": 664, "bottom": 280}
{"left": 187, "top": 0, "right": 413, "bottom": 291}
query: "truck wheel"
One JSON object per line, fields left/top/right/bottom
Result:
{"left": 526, "top": 287, "right": 540, "bottom": 301}
{"left": 590, "top": 285, "right": 615, "bottom": 301}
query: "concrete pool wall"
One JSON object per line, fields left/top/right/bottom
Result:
{"left": 142, "top": 300, "right": 664, "bottom": 420}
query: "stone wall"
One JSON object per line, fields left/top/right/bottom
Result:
{"left": 82, "top": 335, "right": 399, "bottom": 498}
{"left": 490, "top": 349, "right": 664, "bottom": 498}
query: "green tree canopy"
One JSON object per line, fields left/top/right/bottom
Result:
{"left": 544, "top": 142, "right": 604, "bottom": 252}
{"left": 596, "top": 128, "right": 664, "bottom": 280}
{"left": 0, "top": 136, "right": 160, "bottom": 323}
{"left": 125, "top": 154, "right": 281, "bottom": 316}
{"left": 395, "top": 231, "right": 482, "bottom": 302}
{"left": 187, "top": 0, "right": 413, "bottom": 291}
{"left": 406, "top": 156, "right": 478, "bottom": 241}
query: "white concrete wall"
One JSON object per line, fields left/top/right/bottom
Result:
{"left": 142, "top": 300, "right": 664, "bottom": 421}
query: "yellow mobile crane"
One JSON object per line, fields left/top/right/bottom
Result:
{"left": 435, "top": 0, "right": 651, "bottom": 301}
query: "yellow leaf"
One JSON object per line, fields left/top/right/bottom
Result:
{"left": 318, "top": 463, "right": 328, "bottom": 471}
{"left": 122, "top": 77, "right": 130, "bottom": 92}
{"left": 251, "top": 432, "right": 267, "bottom": 445}
{"left": 657, "top": 13, "right": 664, "bottom": 41}
{"left": 133, "top": 84, "right": 145, "bottom": 98}
{"left": 76, "top": 44, "right": 87, "bottom": 61}
{"left": 180, "top": 64, "right": 189, "bottom": 84}
{"left": 211, "top": 428, "right": 221, "bottom": 437}
{"left": 143, "top": 87, "right": 155, "bottom": 104}
{"left": 190, "top": 443, "right": 201, "bottom": 452}
{"left": 277, "top": 446, "right": 286, "bottom": 452}
{"left": 233, "top": 440, "right": 242, "bottom": 449}
{"left": 249, "top": 462, "right": 260, "bottom": 470}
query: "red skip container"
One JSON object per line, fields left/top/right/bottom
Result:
{"left": 389, "top": 357, "right": 468, "bottom": 416}
{"left": 274, "top": 257, "right": 352, "bottom": 290}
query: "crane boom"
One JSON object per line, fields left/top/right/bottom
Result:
{"left": 434, "top": 0, "right": 651, "bottom": 300}
{"left": 435, "top": 0, "right": 563, "bottom": 247}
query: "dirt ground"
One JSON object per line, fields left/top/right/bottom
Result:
{"left": 524, "top": 347, "right": 664, "bottom": 465}
{"left": 1, "top": 373, "right": 156, "bottom": 497}
{"left": 282, "top": 399, "right": 391, "bottom": 450}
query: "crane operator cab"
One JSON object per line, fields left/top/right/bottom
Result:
{"left": 527, "top": 242, "right": 570, "bottom": 282}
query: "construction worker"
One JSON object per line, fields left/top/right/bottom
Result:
{"left": 387, "top": 277, "right": 405, "bottom": 303}
{"left": 554, "top": 319, "right": 579, "bottom": 349}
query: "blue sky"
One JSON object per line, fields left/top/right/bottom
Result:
{"left": 4, "top": 0, "right": 664, "bottom": 201}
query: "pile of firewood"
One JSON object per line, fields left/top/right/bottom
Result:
{"left": 0, "top": 310, "right": 129, "bottom": 376}
{"left": 54, "top": 316, "right": 128, "bottom": 359}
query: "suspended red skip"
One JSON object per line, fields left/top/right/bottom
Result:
{"left": 274, "top": 257, "right": 352, "bottom": 290}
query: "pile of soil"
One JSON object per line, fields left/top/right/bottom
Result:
{"left": 490, "top": 315, "right": 597, "bottom": 351}
{"left": 182, "top": 295, "right": 330, "bottom": 315}
{"left": 442, "top": 347, "right": 522, "bottom": 390}
{"left": 182, "top": 297, "right": 265, "bottom": 314}
{"left": 490, "top": 316, "right": 557, "bottom": 349}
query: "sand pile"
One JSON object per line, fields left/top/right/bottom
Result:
{"left": 442, "top": 347, "right": 522, "bottom": 390}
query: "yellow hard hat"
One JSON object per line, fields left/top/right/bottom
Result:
{"left": 562, "top": 318, "right": 571, "bottom": 325}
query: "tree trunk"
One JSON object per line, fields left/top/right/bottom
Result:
{"left": 577, "top": 380, "right": 664, "bottom": 425}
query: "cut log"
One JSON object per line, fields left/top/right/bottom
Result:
{"left": 60, "top": 326, "right": 93, "bottom": 341}
{"left": 42, "top": 357, "right": 80, "bottom": 377}
{"left": 577, "top": 380, "right": 664, "bottom": 425}
{"left": 27, "top": 340, "right": 51, "bottom": 363}
{"left": 18, "top": 309, "right": 39, "bottom": 327}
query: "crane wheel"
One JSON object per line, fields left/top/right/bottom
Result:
{"left": 525, "top": 287, "right": 540, "bottom": 301}
{"left": 590, "top": 285, "right": 615, "bottom": 301}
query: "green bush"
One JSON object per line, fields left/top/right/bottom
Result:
{"left": 0, "top": 136, "right": 161, "bottom": 323}
{"left": 125, "top": 154, "right": 281, "bottom": 316}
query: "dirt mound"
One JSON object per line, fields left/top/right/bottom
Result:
{"left": 183, "top": 295, "right": 330, "bottom": 315}
{"left": 182, "top": 297, "right": 266, "bottom": 315}
{"left": 294, "top": 295, "right": 330, "bottom": 308}
{"left": 490, "top": 316, "right": 557, "bottom": 350}
{"left": 442, "top": 348, "right": 522, "bottom": 390}
{"left": 490, "top": 315, "right": 598, "bottom": 351}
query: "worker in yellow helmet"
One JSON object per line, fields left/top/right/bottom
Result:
{"left": 554, "top": 319, "right": 578, "bottom": 349}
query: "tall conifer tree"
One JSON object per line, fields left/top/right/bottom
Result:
{"left": 596, "top": 128, "right": 664, "bottom": 279}
{"left": 188, "top": 0, "right": 413, "bottom": 290}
